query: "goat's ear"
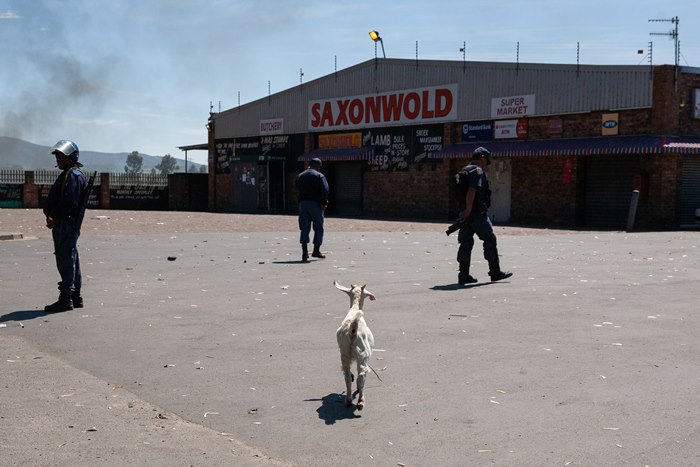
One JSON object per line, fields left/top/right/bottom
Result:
{"left": 334, "top": 281, "right": 351, "bottom": 293}
{"left": 363, "top": 288, "right": 376, "bottom": 301}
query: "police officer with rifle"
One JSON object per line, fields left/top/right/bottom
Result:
{"left": 451, "top": 147, "right": 512, "bottom": 285}
{"left": 43, "top": 140, "right": 95, "bottom": 312}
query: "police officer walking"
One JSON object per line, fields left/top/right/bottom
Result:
{"left": 295, "top": 158, "right": 329, "bottom": 262}
{"left": 43, "top": 140, "right": 88, "bottom": 312}
{"left": 455, "top": 147, "right": 512, "bottom": 285}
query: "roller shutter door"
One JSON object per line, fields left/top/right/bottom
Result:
{"left": 333, "top": 163, "right": 363, "bottom": 216}
{"left": 680, "top": 156, "right": 700, "bottom": 228}
{"left": 585, "top": 157, "right": 638, "bottom": 229}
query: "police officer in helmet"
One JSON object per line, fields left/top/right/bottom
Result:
{"left": 455, "top": 147, "right": 512, "bottom": 284}
{"left": 43, "top": 140, "right": 88, "bottom": 312}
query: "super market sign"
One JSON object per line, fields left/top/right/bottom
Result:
{"left": 308, "top": 84, "right": 458, "bottom": 131}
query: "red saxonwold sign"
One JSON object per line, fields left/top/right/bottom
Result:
{"left": 308, "top": 84, "right": 458, "bottom": 131}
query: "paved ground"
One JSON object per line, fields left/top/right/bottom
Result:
{"left": 1, "top": 209, "right": 700, "bottom": 466}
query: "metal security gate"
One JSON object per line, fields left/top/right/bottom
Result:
{"left": 680, "top": 156, "right": 700, "bottom": 228}
{"left": 584, "top": 157, "right": 639, "bottom": 228}
{"left": 333, "top": 163, "right": 363, "bottom": 216}
{"left": 230, "top": 161, "right": 258, "bottom": 212}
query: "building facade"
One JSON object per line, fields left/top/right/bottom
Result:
{"left": 206, "top": 59, "right": 700, "bottom": 229}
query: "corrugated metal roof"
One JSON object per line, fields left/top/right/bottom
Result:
{"left": 213, "top": 58, "right": 654, "bottom": 139}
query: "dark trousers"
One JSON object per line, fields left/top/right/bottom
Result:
{"left": 298, "top": 200, "right": 324, "bottom": 246}
{"left": 52, "top": 221, "right": 81, "bottom": 294}
{"left": 457, "top": 213, "right": 498, "bottom": 269}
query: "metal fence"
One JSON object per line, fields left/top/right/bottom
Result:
{"left": 0, "top": 169, "right": 25, "bottom": 184}
{"left": 34, "top": 170, "right": 104, "bottom": 185}
{"left": 109, "top": 172, "right": 168, "bottom": 187}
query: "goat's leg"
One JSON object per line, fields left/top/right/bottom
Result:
{"left": 341, "top": 356, "right": 353, "bottom": 406}
{"left": 356, "top": 360, "right": 369, "bottom": 410}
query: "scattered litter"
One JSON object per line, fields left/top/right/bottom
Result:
{"left": 0, "top": 324, "right": 6, "bottom": 328}
{"left": 164, "top": 364, "right": 175, "bottom": 368}
{"left": 86, "top": 427, "right": 97, "bottom": 432}
{"left": 204, "top": 411, "right": 219, "bottom": 418}
{"left": 19, "top": 322, "right": 24, "bottom": 328}
{"left": 167, "top": 256, "right": 177, "bottom": 261}
{"left": 157, "top": 413, "right": 167, "bottom": 419}
{"left": 602, "top": 427, "right": 620, "bottom": 431}
{"left": 248, "top": 408, "right": 258, "bottom": 414}
{"left": 615, "top": 444, "right": 623, "bottom": 448}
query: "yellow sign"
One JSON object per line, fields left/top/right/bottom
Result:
{"left": 318, "top": 132, "right": 362, "bottom": 149}
{"left": 601, "top": 113, "right": 619, "bottom": 136}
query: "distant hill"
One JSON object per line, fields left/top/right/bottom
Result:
{"left": 0, "top": 136, "right": 207, "bottom": 173}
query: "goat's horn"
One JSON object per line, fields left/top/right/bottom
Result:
{"left": 334, "top": 281, "right": 351, "bottom": 293}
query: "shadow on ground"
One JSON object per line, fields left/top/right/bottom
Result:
{"left": 305, "top": 393, "right": 360, "bottom": 425}
{"left": 0, "top": 309, "right": 61, "bottom": 323}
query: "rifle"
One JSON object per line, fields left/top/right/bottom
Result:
{"left": 74, "top": 171, "right": 97, "bottom": 230}
{"left": 445, "top": 219, "right": 464, "bottom": 236}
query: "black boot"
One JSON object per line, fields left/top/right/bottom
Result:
{"left": 45, "top": 292, "right": 73, "bottom": 313}
{"left": 301, "top": 243, "right": 309, "bottom": 263}
{"left": 458, "top": 264, "right": 477, "bottom": 285}
{"left": 72, "top": 289, "right": 83, "bottom": 308}
{"left": 488, "top": 258, "right": 513, "bottom": 282}
{"left": 311, "top": 244, "right": 325, "bottom": 259}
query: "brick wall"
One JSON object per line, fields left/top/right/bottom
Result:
{"left": 363, "top": 161, "right": 451, "bottom": 219}
{"left": 511, "top": 157, "right": 579, "bottom": 226}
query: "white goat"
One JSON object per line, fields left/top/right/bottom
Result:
{"left": 334, "top": 280, "right": 376, "bottom": 410}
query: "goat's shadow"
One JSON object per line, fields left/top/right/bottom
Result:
{"left": 304, "top": 393, "right": 360, "bottom": 425}
{"left": 0, "top": 309, "right": 59, "bottom": 323}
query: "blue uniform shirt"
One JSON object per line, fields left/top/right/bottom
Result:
{"left": 295, "top": 168, "right": 329, "bottom": 206}
{"left": 43, "top": 167, "right": 88, "bottom": 222}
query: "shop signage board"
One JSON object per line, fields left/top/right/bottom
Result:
{"left": 308, "top": 84, "right": 458, "bottom": 131}
{"left": 491, "top": 94, "right": 535, "bottom": 119}
{"left": 259, "top": 118, "right": 284, "bottom": 135}
{"left": 601, "top": 113, "right": 619, "bottom": 136}
{"left": 364, "top": 124, "right": 443, "bottom": 171}
{"left": 461, "top": 120, "right": 493, "bottom": 142}
{"left": 494, "top": 119, "right": 528, "bottom": 139}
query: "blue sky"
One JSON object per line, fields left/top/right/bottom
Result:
{"left": 1, "top": 1, "right": 697, "bottom": 165}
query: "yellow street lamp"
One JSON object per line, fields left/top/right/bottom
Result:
{"left": 369, "top": 30, "right": 385, "bottom": 58}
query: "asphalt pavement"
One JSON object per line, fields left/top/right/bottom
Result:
{"left": 2, "top": 212, "right": 700, "bottom": 466}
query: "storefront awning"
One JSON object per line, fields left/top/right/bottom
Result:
{"left": 298, "top": 147, "right": 375, "bottom": 161}
{"left": 231, "top": 154, "right": 287, "bottom": 162}
{"left": 429, "top": 135, "right": 700, "bottom": 159}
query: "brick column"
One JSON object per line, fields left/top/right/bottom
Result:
{"left": 100, "top": 173, "right": 110, "bottom": 209}
{"left": 23, "top": 171, "right": 39, "bottom": 208}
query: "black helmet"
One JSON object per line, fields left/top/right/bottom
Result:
{"left": 472, "top": 146, "right": 491, "bottom": 165}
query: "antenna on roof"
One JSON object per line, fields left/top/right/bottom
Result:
{"left": 649, "top": 16, "right": 680, "bottom": 83}
{"left": 516, "top": 41, "right": 520, "bottom": 76}
{"left": 576, "top": 42, "right": 580, "bottom": 77}
{"left": 334, "top": 55, "right": 338, "bottom": 79}
{"left": 460, "top": 41, "right": 466, "bottom": 72}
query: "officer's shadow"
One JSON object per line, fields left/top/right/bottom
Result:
{"left": 431, "top": 282, "right": 492, "bottom": 291}
{"left": 0, "top": 309, "right": 63, "bottom": 323}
